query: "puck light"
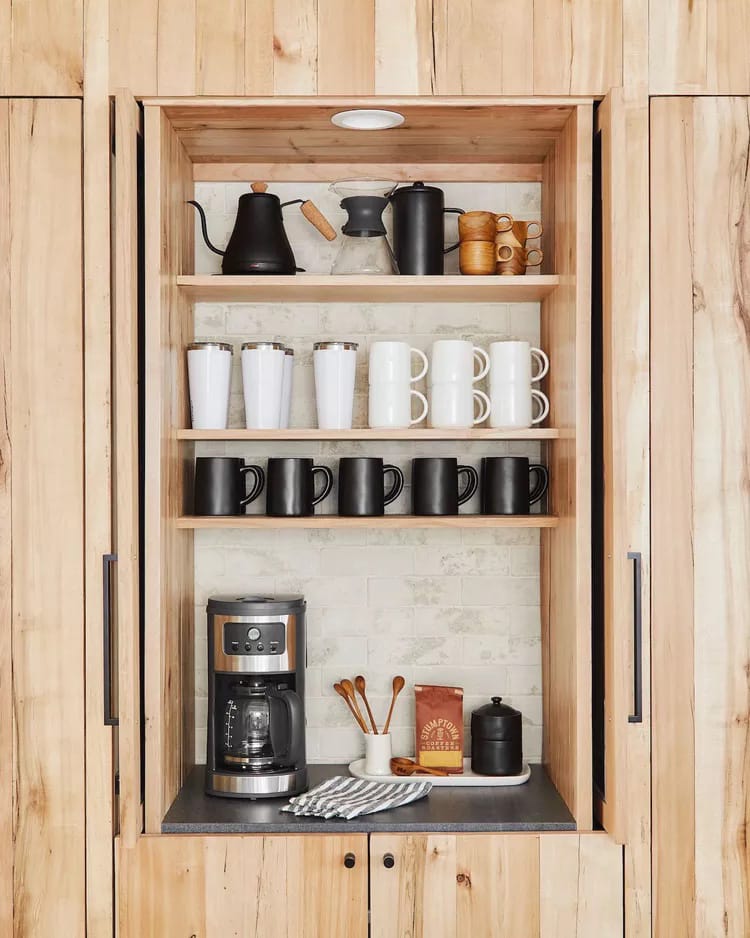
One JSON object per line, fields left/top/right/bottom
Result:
{"left": 331, "top": 109, "right": 405, "bottom": 131}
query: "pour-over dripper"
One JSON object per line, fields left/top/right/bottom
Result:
{"left": 330, "top": 180, "right": 399, "bottom": 275}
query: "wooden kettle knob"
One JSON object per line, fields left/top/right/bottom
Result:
{"left": 251, "top": 182, "right": 268, "bottom": 192}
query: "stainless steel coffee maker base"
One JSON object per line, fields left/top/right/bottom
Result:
{"left": 206, "top": 767, "right": 308, "bottom": 799}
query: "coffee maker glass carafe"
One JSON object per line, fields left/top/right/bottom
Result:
{"left": 222, "top": 680, "right": 303, "bottom": 771}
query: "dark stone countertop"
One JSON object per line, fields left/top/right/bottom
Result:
{"left": 162, "top": 764, "right": 575, "bottom": 834}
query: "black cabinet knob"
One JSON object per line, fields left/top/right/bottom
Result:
{"left": 344, "top": 852, "right": 356, "bottom": 869}
{"left": 383, "top": 853, "right": 395, "bottom": 869}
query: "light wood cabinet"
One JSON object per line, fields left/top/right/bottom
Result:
{"left": 369, "top": 833, "right": 623, "bottom": 938}
{"left": 651, "top": 96, "right": 750, "bottom": 938}
{"left": 118, "top": 834, "right": 368, "bottom": 937}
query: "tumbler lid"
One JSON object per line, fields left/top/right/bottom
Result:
{"left": 313, "top": 341, "right": 359, "bottom": 351}
{"left": 284, "top": 347, "right": 295, "bottom": 356}
{"left": 187, "top": 341, "right": 233, "bottom": 352}
{"left": 241, "top": 341, "right": 286, "bottom": 351}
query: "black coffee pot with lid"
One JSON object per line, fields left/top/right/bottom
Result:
{"left": 189, "top": 182, "right": 336, "bottom": 275}
{"left": 470, "top": 696, "right": 523, "bottom": 776}
{"left": 390, "top": 182, "right": 464, "bottom": 275}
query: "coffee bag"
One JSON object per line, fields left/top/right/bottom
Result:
{"left": 414, "top": 684, "right": 464, "bottom": 773}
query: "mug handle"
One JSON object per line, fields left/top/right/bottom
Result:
{"left": 525, "top": 248, "right": 544, "bottom": 267}
{"left": 472, "top": 347, "right": 490, "bottom": 381}
{"left": 410, "top": 347, "right": 429, "bottom": 383}
{"left": 383, "top": 464, "right": 405, "bottom": 506}
{"left": 240, "top": 465, "right": 266, "bottom": 507}
{"left": 457, "top": 465, "right": 479, "bottom": 506}
{"left": 526, "top": 221, "right": 543, "bottom": 240}
{"left": 442, "top": 208, "right": 465, "bottom": 254}
{"left": 472, "top": 389, "right": 491, "bottom": 425}
{"left": 495, "top": 213, "right": 514, "bottom": 233}
{"left": 530, "top": 389, "right": 550, "bottom": 425}
{"left": 496, "top": 243, "right": 514, "bottom": 262}
{"left": 409, "top": 389, "right": 429, "bottom": 426}
{"left": 529, "top": 465, "right": 549, "bottom": 505}
{"left": 311, "top": 465, "right": 334, "bottom": 506}
{"left": 530, "top": 347, "right": 550, "bottom": 382}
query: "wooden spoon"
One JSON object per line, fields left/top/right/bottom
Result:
{"left": 382, "top": 675, "right": 405, "bottom": 735}
{"left": 340, "top": 679, "right": 370, "bottom": 733}
{"left": 334, "top": 682, "right": 368, "bottom": 734}
{"left": 390, "top": 757, "right": 448, "bottom": 778}
{"left": 354, "top": 675, "right": 378, "bottom": 734}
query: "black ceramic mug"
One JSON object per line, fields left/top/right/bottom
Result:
{"left": 412, "top": 457, "right": 478, "bottom": 516}
{"left": 481, "top": 456, "right": 548, "bottom": 515}
{"left": 194, "top": 457, "right": 265, "bottom": 516}
{"left": 266, "top": 457, "right": 334, "bottom": 517}
{"left": 338, "top": 457, "right": 404, "bottom": 517}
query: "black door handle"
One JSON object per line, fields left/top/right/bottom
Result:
{"left": 627, "top": 551, "right": 643, "bottom": 724}
{"left": 383, "top": 853, "right": 395, "bottom": 869}
{"left": 344, "top": 853, "right": 356, "bottom": 869}
{"left": 103, "top": 553, "right": 119, "bottom": 726}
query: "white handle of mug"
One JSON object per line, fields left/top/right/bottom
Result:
{"left": 411, "top": 347, "right": 429, "bottom": 383}
{"left": 473, "top": 347, "right": 490, "bottom": 382}
{"left": 531, "top": 389, "right": 550, "bottom": 425}
{"left": 530, "top": 347, "right": 550, "bottom": 382}
{"left": 472, "top": 389, "right": 492, "bottom": 425}
{"left": 410, "top": 389, "right": 429, "bottom": 425}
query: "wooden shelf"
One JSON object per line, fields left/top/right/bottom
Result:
{"left": 176, "top": 514, "right": 558, "bottom": 530}
{"left": 177, "top": 428, "right": 565, "bottom": 441}
{"left": 176, "top": 274, "right": 559, "bottom": 304}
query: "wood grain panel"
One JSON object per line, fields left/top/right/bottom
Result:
{"left": 272, "top": 0, "right": 318, "bottom": 94}
{"left": 540, "top": 105, "right": 593, "bottom": 828}
{"left": 0, "top": 98, "right": 12, "bottom": 938}
{"left": 318, "top": 0, "right": 375, "bottom": 94}
{"left": 196, "top": 0, "right": 246, "bottom": 93}
{"left": 706, "top": 0, "right": 750, "bottom": 92}
{"left": 245, "top": 0, "right": 275, "bottom": 94}
{"left": 650, "top": 96, "right": 696, "bottom": 938}
{"left": 649, "top": 0, "right": 706, "bottom": 93}
{"left": 118, "top": 834, "right": 368, "bottom": 937}
{"left": 109, "top": 0, "right": 158, "bottom": 94}
{"left": 0, "top": 0, "right": 82, "bottom": 94}
{"left": 374, "top": 0, "right": 434, "bottom": 93}
{"left": 157, "top": 0, "right": 197, "bottom": 94}
{"left": 143, "top": 106, "right": 195, "bottom": 831}
{"left": 9, "top": 98, "right": 85, "bottom": 937}
{"left": 539, "top": 835, "right": 623, "bottom": 937}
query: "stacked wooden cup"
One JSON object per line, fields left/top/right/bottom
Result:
{"left": 458, "top": 211, "right": 543, "bottom": 275}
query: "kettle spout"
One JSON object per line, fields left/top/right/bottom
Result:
{"left": 187, "top": 200, "right": 225, "bottom": 257}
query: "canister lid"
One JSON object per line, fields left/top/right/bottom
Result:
{"left": 470, "top": 696, "right": 522, "bottom": 740}
{"left": 187, "top": 341, "right": 233, "bottom": 352}
{"left": 241, "top": 341, "right": 287, "bottom": 351}
{"left": 313, "top": 341, "right": 359, "bottom": 351}
{"left": 207, "top": 594, "right": 306, "bottom": 615}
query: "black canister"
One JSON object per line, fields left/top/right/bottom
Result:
{"left": 470, "top": 696, "right": 523, "bottom": 776}
{"left": 390, "top": 182, "right": 464, "bottom": 275}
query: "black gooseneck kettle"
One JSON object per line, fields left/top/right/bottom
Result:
{"left": 389, "top": 182, "right": 465, "bottom": 275}
{"left": 189, "top": 182, "right": 336, "bottom": 275}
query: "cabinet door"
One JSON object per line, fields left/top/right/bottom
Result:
{"left": 651, "top": 97, "right": 750, "bottom": 938}
{"left": 118, "top": 834, "right": 368, "bottom": 937}
{"left": 370, "top": 833, "right": 622, "bottom": 938}
{"left": 0, "top": 99, "right": 85, "bottom": 936}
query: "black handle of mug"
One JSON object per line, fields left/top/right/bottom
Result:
{"left": 457, "top": 465, "right": 479, "bottom": 505}
{"left": 240, "top": 464, "right": 266, "bottom": 507}
{"left": 102, "top": 553, "right": 119, "bottom": 727}
{"left": 529, "top": 465, "right": 549, "bottom": 506}
{"left": 443, "top": 207, "right": 465, "bottom": 254}
{"left": 383, "top": 465, "right": 404, "bottom": 506}
{"left": 627, "top": 551, "right": 643, "bottom": 724}
{"left": 312, "top": 465, "right": 334, "bottom": 506}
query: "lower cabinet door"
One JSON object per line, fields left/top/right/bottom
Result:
{"left": 117, "top": 834, "right": 368, "bottom": 937}
{"left": 370, "top": 833, "right": 623, "bottom": 938}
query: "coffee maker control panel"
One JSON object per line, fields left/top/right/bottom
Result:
{"left": 223, "top": 621, "right": 286, "bottom": 657}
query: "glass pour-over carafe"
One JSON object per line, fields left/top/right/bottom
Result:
{"left": 330, "top": 181, "right": 398, "bottom": 275}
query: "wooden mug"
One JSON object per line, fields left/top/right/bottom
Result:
{"left": 460, "top": 211, "right": 514, "bottom": 242}
{"left": 495, "top": 244, "right": 543, "bottom": 276}
{"left": 496, "top": 219, "right": 543, "bottom": 251}
{"left": 460, "top": 240, "right": 496, "bottom": 275}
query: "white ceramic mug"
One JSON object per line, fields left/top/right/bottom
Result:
{"left": 489, "top": 386, "right": 550, "bottom": 429}
{"left": 429, "top": 382, "right": 491, "bottom": 429}
{"left": 187, "top": 341, "right": 233, "bottom": 430}
{"left": 430, "top": 339, "right": 490, "bottom": 385}
{"left": 241, "top": 341, "right": 286, "bottom": 429}
{"left": 279, "top": 347, "right": 294, "bottom": 429}
{"left": 489, "top": 341, "right": 549, "bottom": 386}
{"left": 369, "top": 341, "right": 429, "bottom": 384}
{"left": 365, "top": 733, "right": 392, "bottom": 776}
{"left": 313, "top": 341, "right": 358, "bottom": 430}
{"left": 368, "top": 383, "right": 429, "bottom": 428}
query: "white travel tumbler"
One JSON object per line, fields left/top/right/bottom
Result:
{"left": 313, "top": 341, "right": 359, "bottom": 430}
{"left": 280, "top": 347, "right": 294, "bottom": 429}
{"left": 241, "top": 341, "right": 286, "bottom": 429}
{"left": 187, "top": 341, "right": 233, "bottom": 430}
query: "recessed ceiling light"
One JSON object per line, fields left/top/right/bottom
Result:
{"left": 331, "top": 109, "right": 405, "bottom": 131}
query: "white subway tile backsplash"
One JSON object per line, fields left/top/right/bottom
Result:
{"left": 192, "top": 179, "right": 545, "bottom": 765}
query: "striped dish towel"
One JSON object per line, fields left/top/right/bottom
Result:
{"left": 281, "top": 775, "right": 431, "bottom": 820}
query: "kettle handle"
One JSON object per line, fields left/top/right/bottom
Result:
{"left": 187, "top": 201, "right": 225, "bottom": 257}
{"left": 280, "top": 198, "right": 337, "bottom": 241}
{"left": 443, "top": 207, "right": 465, "bottom": 254}
{"left": 270, "top": 688, "right": 305, "bottom": 767}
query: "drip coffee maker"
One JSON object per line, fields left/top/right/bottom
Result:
{"left": 206, "top": 594, "right": 307, "bottom": 798}
{"left": 330, "top": 180, "right": 398, "bottom": 275}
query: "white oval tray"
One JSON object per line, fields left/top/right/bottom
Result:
{"left": 348, "top": 758, "right": 531, "bottom": 787}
